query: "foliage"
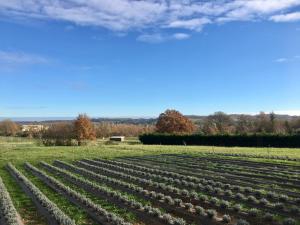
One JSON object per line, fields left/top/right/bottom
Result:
{"left": 95, "top": 122, "right": 155, "bottom": 138}
{"left": 42, "top": 122, "right": 76, "bottom": 146}
{"left": 156, "top": 109, "right": 195, "bottom": 134}
{"left": 0, "top": 120, "right": 20, "bottom": 136}
{"left": 74, "top": 114, "right": 96, "bottom": 145}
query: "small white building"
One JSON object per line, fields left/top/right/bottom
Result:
{"left": 21, "top": 124, "right": 46, "bottom": 132}
{"left": 110, "top": 136, "right": 125, "bottom": 142}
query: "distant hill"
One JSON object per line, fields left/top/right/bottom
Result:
{"left": 1, "top": 114, "right": 299, "bottom": 125}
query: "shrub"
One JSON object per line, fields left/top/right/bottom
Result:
{"left": 259, "top": 198, "right": 269, "bottom": 206}
{"left": 266, "top": 191, "right": 278, "bottom": 199}
{"left": 290, "top": 206, "right": 299, "bottom": 213}
{"left": 247, "top": 195, "right": 257, "bottom": 203}
{"left": 274, "top": 203, "right": 284, "bottom": 210}
{"left": 209, "top": 197, "right": 219, "bottom": 205}
{"left": 248, "top": 208, "right": 259, "bottom": 217}
{"left": 184, "top": 203, "right": 194, "bottom": 211}
{"left": 199, "top": 194, "right": 208, "bottom": 202}
{"left": 164, "top": 196, "right": 174, "bottom": 205}
{"left": 222, "top": 215, "right": 231, "bottom": 223}
{"left": 195, "top": 206, "right": 206, "bottom": 216}
{"left": 139, "top": 133, "right": 300, "bottom": 148}
{"left": 283, "top": 218, "right": 296, "bottom": 225}
{"left": 174, "top": 198, "right": 182, "bottom": 207}
{"left": 263, "top": 213, "right": 274, "bottom": 222}
{"left": 235, "top": 219, "right": 249, "bottom": 225}
{"left": 206, "top": 209, "right": 217, "bottom": 219}
{"left": 279, "top": 194, "right": 289, "bottom": 202}
{"left": 173, "top": 218, "right": 186, "bottom": 225}
{"left": 233, "top": 204, "right": 242, "bottom": 212}
{"left": 219, "top": 200, "right": 230, "bottom": 209}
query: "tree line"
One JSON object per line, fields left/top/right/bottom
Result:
{"left": 156, "top": 110, "right": 300, "bottom": 135}
{"left": 1, "top": 110, "right": 300, "bottom": 146}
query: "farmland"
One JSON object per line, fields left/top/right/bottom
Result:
{"left": 0, "top": 138, "right": 299, "bottom": 225}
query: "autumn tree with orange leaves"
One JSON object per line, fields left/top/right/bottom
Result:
{"left": 156, "top": 109, "right": 195, "bottom": 134}
{"left": 74, "top": 114, "right": 96, "bottom": 145}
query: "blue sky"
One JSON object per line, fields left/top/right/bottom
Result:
{"left": 0, "top": 0, "right": 300, "bottom": 117}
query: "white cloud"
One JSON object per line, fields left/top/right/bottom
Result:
{"left": 270, "top": 11, "right": 300, "bottom": 22}
{"left": 274, "top": 110, "right": 300, "bottom": 116}
{"left": 167, "top": 18, "right": 211, "bottom": 31}
{"left": 137, "top": 33, "right": 166, "bottom": 43}
{"left": 275, "top": 58, "right": 288, "bottom": 63}
{"left": 137, "top": 32, "right": 190, "bottom": 43}
{"left": 0, "top": 50, "right": 48, "bottom": 65}
{"left": 275, "top": 56, "right": 300, "bottom": 63}
{"left": 0, "top": 0, "right": 300, "bottom": 39}
{"left": 172, "top": 33, "right": 190, "bottom": 40}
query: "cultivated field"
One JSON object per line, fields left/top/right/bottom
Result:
{"left": 0, "top": 138, "right": 299, "bottom": 225}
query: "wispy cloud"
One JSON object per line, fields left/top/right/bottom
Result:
{"left": 137, "top": 32, "right": 190, "bottom": 43}
{"left": 270, "top": 11, "right": 300, "bottom": 22}
{"left": 0, "top": 50, "right": 49, "bottom": 65}
{"left": 0, "top": 1, "right": 300, "bottom": 40}
{"left": 172, "top": 33, "right": 190, "bottom": 40}
{"left": 275, "top": 55, "right": 300, "bottom": 63}
{"left": 275, "top": 58, "right": 288, "bottom": 63}
{"left": 167, "top": 18, "right": 211, "bottom": 31}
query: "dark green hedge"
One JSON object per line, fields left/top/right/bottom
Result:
{"left": 139, "top": 134, "right": 300, "bottom": 148}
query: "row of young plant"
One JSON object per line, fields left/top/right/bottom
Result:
{"left": 43, "top": 161, "right": 187, "bottom": 225}
{"left": 149, "top": 154, "right": 300, "bottom": 179}
{"left": 24, "top": 162, "right": 131, "bottom": 225}
{"left": 47, "top": 161, "right": 272, "bottom": 225}
{"left": 127, "top": 157, "right": 300, "bottom": 190}
{"left": 142, "top": 155, "right": 299, "bottom": 185}
{"left": 168, "top": 154, "right": 300, "bottom": 177}
{"left": 75, "top": 160, "right": 299, "bottom": 222}
{"left": 86, "top": 158, "right": 298, "bottom": 212}
{"left": 0, "top": 176, "right": 20, "bottom": 225}
{"left": 54, "top": 160, "right": 237, "bottom": 225}
{"left": 168, "top": 153, "right": 300, "bottom": 171}
{"left": 120, "top": 157, "right": 300, "bottom": 198}
{"left": 194, "top": 152, "right": 300, "bottom": 162}
{"left": 6, "top": 163, "right": 75, "bottom": 225}
{"left": 99, "top": 158, "right": 298, "bottom": 204}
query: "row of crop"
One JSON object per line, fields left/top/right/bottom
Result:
{"left": 127, "top": 157, "right": 300, "bottom": 191}
{"left": 75, "top": 160, "right": 299, "bottom": 222}
{"left": 194, "top": 152, "right": 300, "bottom": 162}
{"left": 0, "top": 176, "right": 20, "bottom": 225}
{"left": 100, "top": 158, "right": 298, "bottom": 204}
{"left": 144, "top": 154, "right": 300, "bottom": 176}
{"left": 121, "top": 157, "right": 300, "bottom": 198}
{"left": 43, "top": 161, "right": 187, "bottom": 225}
{"left": 6, "top": 163, "right": 75, "bottom": 225}
{"left": 87, "top": 158, "right": 297, "bottom": 209}
{"left": 168, "top": 154, "right": 300, "bottom": 177}
{"left": 145, "top": 154, "right": 299, "bottom": 179}
{"left": 24, "top": 162, "right": 131, "bottom": 225}
{"left": 142, "top": 155, "right": 299, "bottom": 185}
{"left": 54, "top": 160, "right": 236, "bottom": 225}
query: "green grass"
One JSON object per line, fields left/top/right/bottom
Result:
{"left": 0, "top": 136, "right": 300, "bottom": 225}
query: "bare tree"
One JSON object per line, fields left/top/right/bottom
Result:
{"left": 204, "top": 112, "right": 234, "bottom": 134}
